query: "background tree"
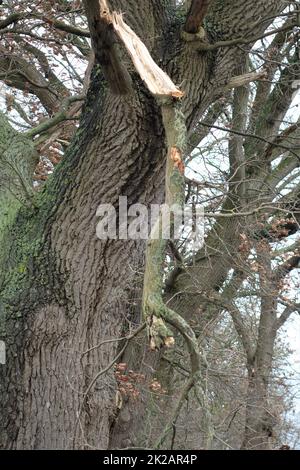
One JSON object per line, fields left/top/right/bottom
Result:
{"left": 0, "top": 0, "right": 299, "bottom": 450}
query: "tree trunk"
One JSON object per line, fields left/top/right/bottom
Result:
{"left": 0, "top": 74, "right": 167, "bottom": 449}
{"left": 242, "top": 370, "right": 274, "bottom": 450}
{"left": 242, "top": 243, "right": 278, "bottom": 450}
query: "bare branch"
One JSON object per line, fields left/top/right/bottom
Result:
{"left": 277, "top": 303, "right": 300, "bottom": 330}
{"left": 0, "top": 52, "right": 61, "bottom": 114}
{"left": 0, "top": 11, "right": 90, "bottom": 37}
{"left": 186, "top": 99, "right": 227, "bottom": 157}
{"left": 225, "top": 71, "right": 267, "bottom": 91}
{"left": 273, "top": 254, "right": 300, "bottom": 282}
{"left": 199, "top": 122, "right": 300, "bottom": 161}
{"left": 40, "top": 16, "right": 90, "bottom": 38}
{"left": 0, "top": 12, "right": 23, "bottom": 30}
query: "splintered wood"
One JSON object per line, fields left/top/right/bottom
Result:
{"left": 170, "top": 146, "right": 185, "bottom": 174}
{"left": 111, "top": 13, "right": 184, "bottom": 99}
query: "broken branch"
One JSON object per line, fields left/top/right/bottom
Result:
{"left": 84, "top": 0, "right": 183, "bottom": 97}
{"left": 112, "top": 13, "right": 183, "bottom": 98}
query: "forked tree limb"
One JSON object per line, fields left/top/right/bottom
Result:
{"left": 277, "top": 303, "right": 300, "bottom": 330}
{"left": 272, "top": 254, "right": 300, "bottom": 282}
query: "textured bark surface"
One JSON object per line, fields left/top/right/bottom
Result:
{"left": 0, "top": 0, "right": 292, "bottom": 450}
{"left": 0, "top": 73, "right": 166, "bottom": 449}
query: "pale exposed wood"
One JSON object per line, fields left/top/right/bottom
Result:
{"left": 111, "top": 13, "right": 184, "bottom": 99}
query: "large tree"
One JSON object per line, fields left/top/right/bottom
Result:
{"left": 0, "top": 0, "right": 299, "bottom": 450}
